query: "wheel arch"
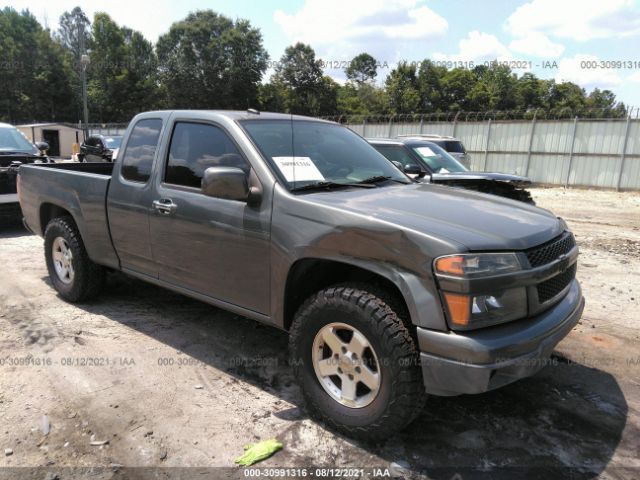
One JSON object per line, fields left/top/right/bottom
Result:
{"left": 282, "top": 258, "right": 433, "bottom": 331}
{"left": 40, "top": 202, "right": 76, "bottom": 234}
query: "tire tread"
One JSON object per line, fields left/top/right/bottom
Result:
{"left": 44, "top": 216, "right": 104, "bottom": 302}
{"left": 289, "top": 284, "right": 426, "bottom": 440}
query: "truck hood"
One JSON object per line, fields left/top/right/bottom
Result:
{"left": 430, "top": 171, "right": 531, "bottom": 186}
{"left": 306, "top": 183, "right": 563, "bottom": 251}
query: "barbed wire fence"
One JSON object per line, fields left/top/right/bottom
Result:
{"left": 320, "top": 106, "right": 640, "bottom": 124}
{"left": 59, "top": 107, "right": 639, "bottom": 191}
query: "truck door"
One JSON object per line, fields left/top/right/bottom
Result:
{"left": 107, "top": 117, "right": 166, "bottom": 277}
{"left": 149, "top": 120, "right": 271, "bottom": 315}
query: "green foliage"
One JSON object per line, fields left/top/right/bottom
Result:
{"left": 440, "top": 68, "right": 477, "bottom": 111}
{"left": 345, "top": 53, "right": 378, "bottom": 84}
{"left": 417, "top": 60, "right": 447, "bottom": 111}
{"left": 0, "top": 7, "right": 629, "bottom": 123}
{"left": 156, "top": 10, "right": 268, "bottom": 110}
{"left": 385, "top": 62, "right": 420, "bottom": 113}
{"left": 55, "top": 7, "right": 90, "bottom": 121}
{"left": 586, "top": 88, "right": 627, "bottom": 118}
{"left": 0, "top": 8, "right": 74, "bottom": 123}
{"left": 266, "top": 43, "right": 338, "bottom": 116}
{"left": 86, "top": 13, "right": 161, "bottom": 122}
{"left": 335, "top": 53, "right": 387, "bottom": 115}
{"left": 56, "top": 7, "right": 90, "bottom": 60}
{"left": 378, "top": 61, "right": 626, "bottom": 118}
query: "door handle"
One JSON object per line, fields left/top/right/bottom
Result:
{"left": 152, "top": 199, "right": 177, "bottom": 215}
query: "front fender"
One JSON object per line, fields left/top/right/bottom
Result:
{"left": 270, "top": 226, "right": 449, "bottom": 331}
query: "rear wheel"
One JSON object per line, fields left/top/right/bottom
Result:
{"left": 44, "top": 216, "right": 104, "bottom": 302}
{"left": 289, "top": 285, "right": 426, "bottom": 440}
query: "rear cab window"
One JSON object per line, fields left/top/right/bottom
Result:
{"left": 120, "top": 119, "right": 163, "bottom": 183}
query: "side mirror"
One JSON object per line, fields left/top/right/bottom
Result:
{"left": 35, "top": 141, "right": 49, "bottom": 154}
{"left": 403, "top": 164, "right": 424, "bottom": 176}
{"left": 202, "top": 167, "right": 249, "bottom": 201}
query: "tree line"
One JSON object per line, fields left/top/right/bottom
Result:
{"left": 0, "top": 6, "right": 628, "bottom": 124}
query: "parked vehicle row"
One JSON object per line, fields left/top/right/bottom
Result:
{"left": 369, "top": 137, "right": 535, "bottom": 204}
{"left": 18, "top": 110, "right": 583, "bottom": 439}
{"left": 397, "top": 134, "right": 471, "bottom": 167}
{"left": 79, "top": 135, "right": 123, "bottom": 162}
{"left": 0, "top": 123, "right": 50, "bottom": 220}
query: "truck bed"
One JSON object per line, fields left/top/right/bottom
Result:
{"left": 1, "top": 154, "right": 49, "bottom": 198}
{"left": 19, "top": 162, "right": 120, "bottom": 269}
{"left": 29, "top": 161, "right": 115, "bottom": 175}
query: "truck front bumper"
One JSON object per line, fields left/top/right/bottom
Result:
{"left": 417, "top": 280, "right": 584, "bottom": 396}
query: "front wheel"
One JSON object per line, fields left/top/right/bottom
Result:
{"left": 44, "top": 216, "right": 105, "bottom": 302}
{"left": 289, "top": 286, "right": 426, "bottom": 440}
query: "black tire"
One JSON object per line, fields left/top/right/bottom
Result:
{"left": 77, "top": 154, "right": 85, "bottom": 162}
{"left": 289, "top": 285, "right": 426, "bottom": 441}
{"left": 44, "top": 216, "right": 105, "bottom": 302}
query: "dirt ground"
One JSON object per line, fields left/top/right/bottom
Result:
{"left": 0, "top": 187, "right": 638, "bottom": 480}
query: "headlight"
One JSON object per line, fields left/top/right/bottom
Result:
{"left": 434, "top": 253, "right": 522, "bottom": 278}
{"left": 434, "top": 253, "right": 526, "bottom": 329}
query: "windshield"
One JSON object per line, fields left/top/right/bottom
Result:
{"left": 0, "top": 126, "right": 38, "bottom": 154}
{"left": 412, "top": 143, "right": 468, "bottom": 173}
{"left": 241, "top": 120, "right": 410, "bottom": 189}
{"left": 104, "top": 136, "right": 122, "bottom": 149}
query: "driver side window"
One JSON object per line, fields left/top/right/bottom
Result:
{"left": 164, "top": 122, "right": 249, "bottom": 189}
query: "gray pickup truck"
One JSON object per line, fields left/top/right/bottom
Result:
{"left": 19, "top": 110, "right": 584, "bottom": 439}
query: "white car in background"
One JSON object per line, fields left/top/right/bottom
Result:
{"left": 397, "top": 134, "right": 471, "bottom": 168}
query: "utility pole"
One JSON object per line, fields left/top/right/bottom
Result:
{"left": 78, "top": 20, "right": 89, "bottom": 138}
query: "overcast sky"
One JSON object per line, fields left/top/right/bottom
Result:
{"left": 6, "top": 0, "right": 640, "bottom": 108}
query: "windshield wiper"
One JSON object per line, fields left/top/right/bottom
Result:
{"left": 357, "top": 175, "right": 408, "bottom": 185}
{"left": 290, "top": 181, "right": 376, "bottom": 192}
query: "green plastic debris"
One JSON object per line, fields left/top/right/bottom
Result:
{"left": 235, "top": 438, "right": 283, "bottom": 466}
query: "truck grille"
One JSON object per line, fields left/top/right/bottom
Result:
{"left": 537, "top": 263, "right": 577, "bottom": 303}
{"left": 525, "top": 232, "right": 576, "bottom": 268}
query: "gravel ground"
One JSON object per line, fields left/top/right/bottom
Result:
{"left": 0, "top": 187, "right": 638, "bottom": 480}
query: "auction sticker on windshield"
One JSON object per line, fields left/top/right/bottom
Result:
{"left": 416, "top": 146, "right": 437, "bottom": 157}
{"left": 273, "top": 156, "right": 325, "bottom": 182}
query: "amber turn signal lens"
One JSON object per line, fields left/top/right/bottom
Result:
{"left": 435, "top": 256, "right": 465, "bottom": 276}
{"left": 442, "top": 293, "right": 471, "bottom": 327}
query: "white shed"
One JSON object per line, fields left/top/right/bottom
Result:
{"left": 17, "top": 123, "right": 84, "bottom": 158}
